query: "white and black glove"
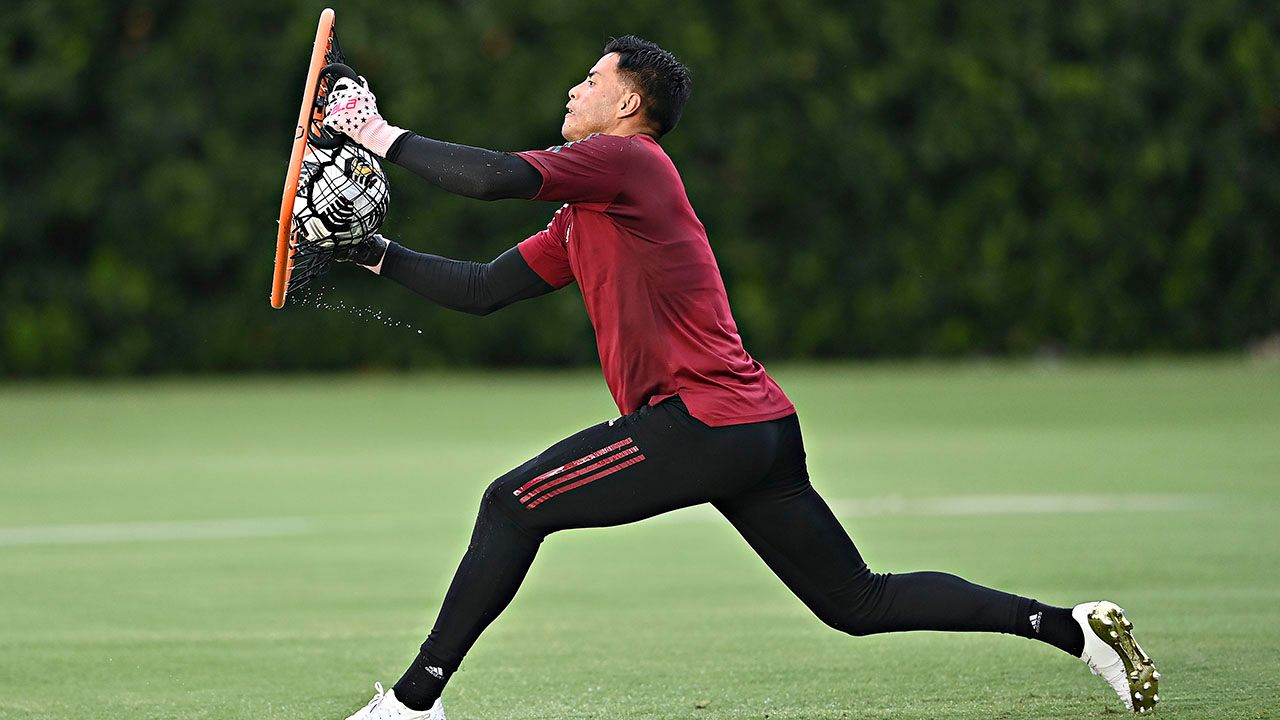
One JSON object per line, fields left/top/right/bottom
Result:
{"left": 323, "top": 77, "right": 407, "bottom": 158}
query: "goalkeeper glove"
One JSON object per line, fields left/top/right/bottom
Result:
{"left": 323, "top": 77, "right": 407, "bottom": 158}
{"left": 335, "top": 232, "right": 390, "bottom": 274}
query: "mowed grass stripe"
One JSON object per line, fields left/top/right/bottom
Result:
{"left": 0, "top": 517, "right": 317, "bottom": 546}
{"left": 0, "top": 493, "right": 1217, "bottom": 545}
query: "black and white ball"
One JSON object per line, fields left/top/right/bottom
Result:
{"left": 292, "top": 142, "right": 389, "bottom": 247}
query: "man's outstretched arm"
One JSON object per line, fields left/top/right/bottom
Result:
{"left": 385, "top": 134, "right": 542, "bottom": 201}
{"left": 322, "top": 77, "right": 542, "bottom": 201}
{"left": 344, "top": 235, "right": 554, "bottom": 316}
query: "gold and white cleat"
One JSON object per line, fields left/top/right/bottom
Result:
{"left": 1073, "top": 601, "right": 1161, "bottom": 713}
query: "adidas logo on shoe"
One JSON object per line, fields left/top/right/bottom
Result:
{"left": 426, "top": 666, "right": 444, "bottom": 680}
{"left": 1029, "top": 611, "right": 1042, "bottom": 633}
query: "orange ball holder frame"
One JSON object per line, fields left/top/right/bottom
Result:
{"left": 271, "top": 8, "right": 342, "bottom": 309}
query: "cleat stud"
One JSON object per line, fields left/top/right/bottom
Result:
{"left": 1143, "top": 682, "right": 1152, "bottom": 690}
{"left": 1109, "top": 630, "right": 1119, "bottom": 638}
{"left": 1153, "top": 671, "right": 1161, "bottom": 680}
{"left": 1102, "top": 617, "right": 1114, "bottom": 626}
{"left": 1135, "top": 692, "right": 1143, "bottom": 701}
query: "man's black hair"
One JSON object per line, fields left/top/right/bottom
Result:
{"left": 602, "top": 35, "right": 692, "bottom": 138}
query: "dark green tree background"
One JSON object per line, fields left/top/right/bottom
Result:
{"left": 2, "top": 0, "right": 1278, "bottom": 376}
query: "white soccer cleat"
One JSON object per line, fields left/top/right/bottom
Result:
{"left": 344, "top": 682, "right": 446, "bottom": 720}
{"left": 1073, "top": 601, "right": 1161, "bottom": 713}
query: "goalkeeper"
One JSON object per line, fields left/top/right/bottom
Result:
{"left": 322, "top": 36, "right": 1160, "bottom": 720}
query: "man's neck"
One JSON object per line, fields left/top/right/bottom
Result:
{"left": 602, "top": 118, "right": 657, "bottom": 139}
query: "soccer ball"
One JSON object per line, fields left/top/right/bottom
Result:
{"left": 292, "top": 141, "right": 389, "bottom": 248}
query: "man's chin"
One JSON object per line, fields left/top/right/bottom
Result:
{"left": 561, "top": 119, "right": 588, "bottom": 142}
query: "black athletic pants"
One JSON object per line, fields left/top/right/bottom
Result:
{"left": 394, "top": 397, "right": 1061, "bottom": 707}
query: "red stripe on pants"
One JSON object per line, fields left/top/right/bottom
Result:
{"left": 519, "top": 446, "right": 641, "bottom": 503}
{"left": 512, "top": 437, "right": 635, "bottom": 496}
{"left": 525, "top": 454, "right": 648, "bottom": 510}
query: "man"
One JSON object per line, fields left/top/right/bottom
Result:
{"left": 321, "top": 36, "right": 1160, "bottom": 719}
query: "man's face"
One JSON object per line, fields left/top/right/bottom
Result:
{"left": 562, "top": 53, "right": 629, "bottom": 141}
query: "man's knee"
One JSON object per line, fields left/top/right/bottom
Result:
{"left": 815, "top": 610, "right": 881, "bottom": 637}
{"left": 480, "top": 477, "right": 510, "bottom": 508}
{"left": 810, "top": 569, "right": 890, "bottom": 638}
{"left": 478, "top": 475, "right": 546, "bottom": 539}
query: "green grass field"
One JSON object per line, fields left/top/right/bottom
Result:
{"left": 2, "top": 361, "right": 1278, "bottom": 719}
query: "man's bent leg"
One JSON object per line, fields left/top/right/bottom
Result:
{"left": 713, "top": 415, "right": 1084, "bottom": 655}
{"left": 394, "top": 399, "right": 780, "bottom": 709}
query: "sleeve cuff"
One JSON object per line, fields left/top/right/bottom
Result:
{"left": 513, "top": 151, "right": 549, "bottom": 200}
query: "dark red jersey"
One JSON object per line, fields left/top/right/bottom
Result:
{"left": 515, "top": 133, "right": 793, "bottom": 427}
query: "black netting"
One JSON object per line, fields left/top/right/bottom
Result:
{"left": 287, "top": 142, "right": 390, "bottom": 294}
{"left": 308, "top": 31, "right": 346, "bottom": 148}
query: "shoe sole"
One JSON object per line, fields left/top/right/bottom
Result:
{"left": 1087, "top": 601, "right": 1161, "bottom": 713}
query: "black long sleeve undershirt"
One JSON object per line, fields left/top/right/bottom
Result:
{"left": 380, "top": 241, "right": 553, "bottom": 316}
{"left": 385, "top": 133, "right": 544, "bottom": 201}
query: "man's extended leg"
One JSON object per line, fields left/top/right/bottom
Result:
{"left": 712, "top": 414, "right": 1086, "bottom": 653}
{"left": 711, "top": 414, "right": 1161, "bottom": 712}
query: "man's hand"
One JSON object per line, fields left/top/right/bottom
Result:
{"left": 334, "top": 233, "right": 390, "bottom": 274}
{"left": 322, "top": 77, "right": 407, "bottom": 158}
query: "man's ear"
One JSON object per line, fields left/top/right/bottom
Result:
{"left": 618, "top": 91, "right": 643, "bottom": 119}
